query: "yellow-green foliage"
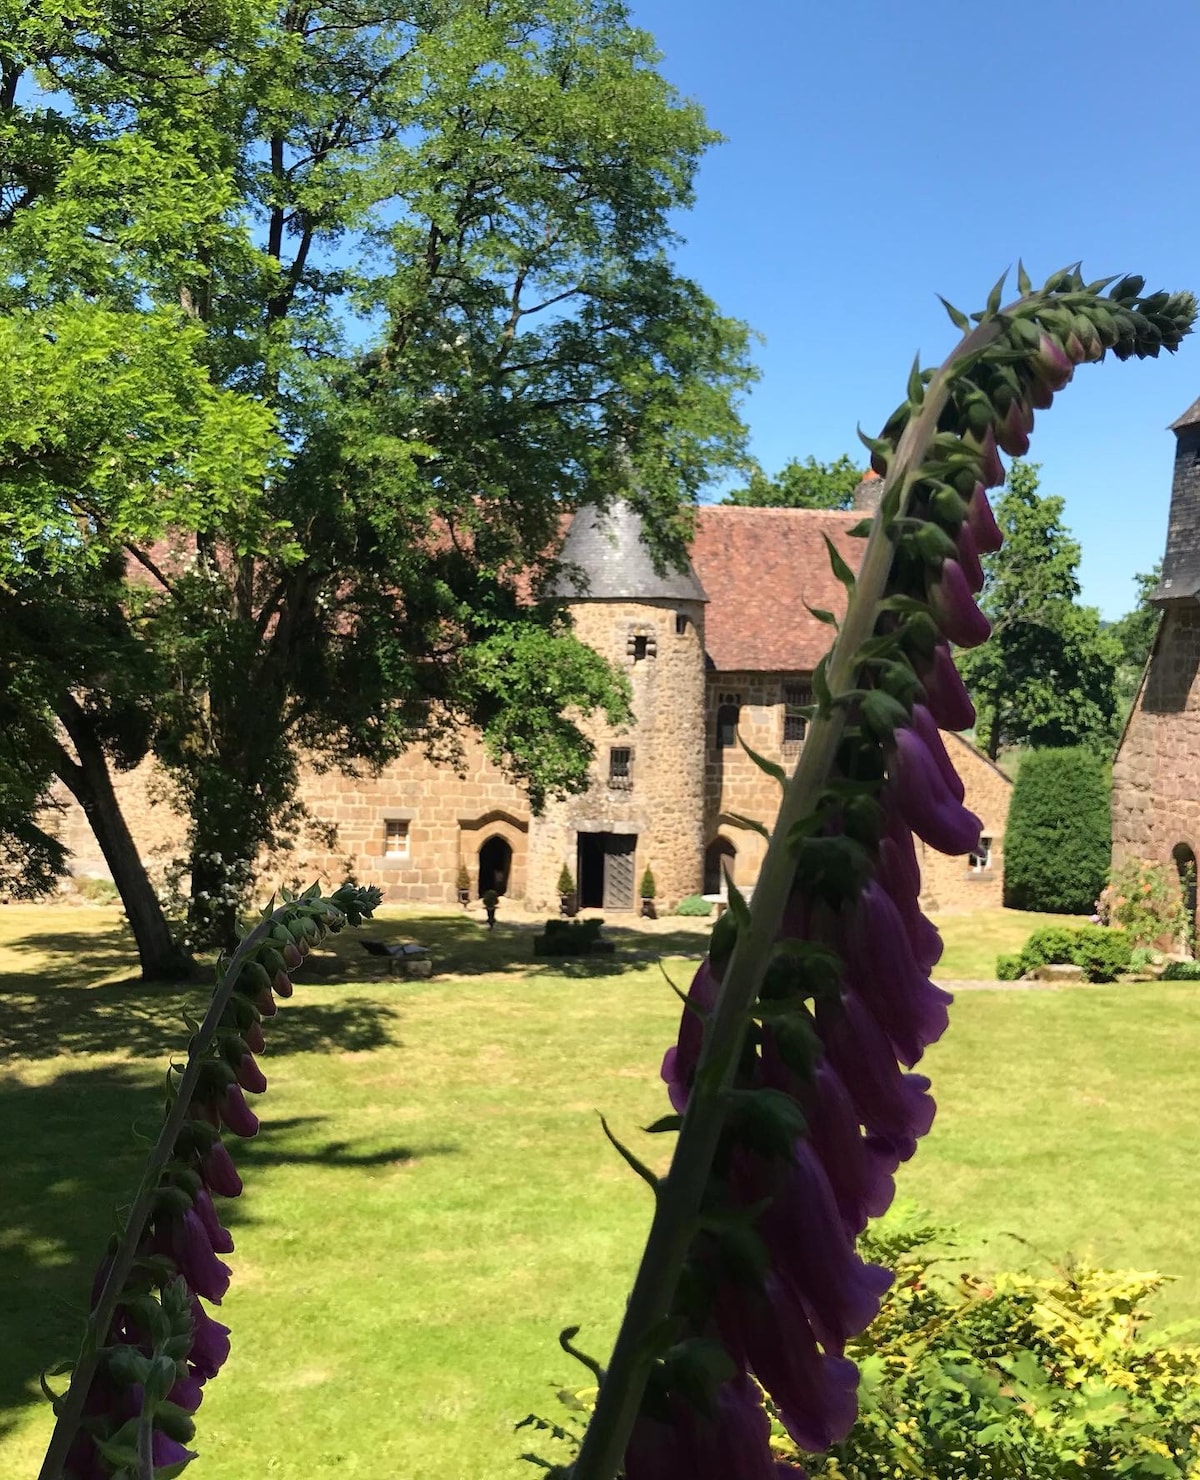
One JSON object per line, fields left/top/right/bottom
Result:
{"left": 780, "top": 1225, "right": 1200, "bottom": 1478}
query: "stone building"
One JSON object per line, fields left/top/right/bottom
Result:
{"left": 55, "top": 501, "right": 1009, "bottom": 913}
{"left": 1113, "top": 395, "right": 1200, "bottom": 911}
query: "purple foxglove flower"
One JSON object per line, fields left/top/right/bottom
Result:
{"left": 661, "top": 959, "right": 721, "bottom": 1113}
{"left": 928, "top": 558, "right": 991, "bottom": 648}
{"left": 282, "top": 939, "right": 303, "bottom": 969}
{"left": 955, "top": 519, "right": 985, "bottom": 593}
{"left": 1033, "top": 332, "right": 1074, "bottom": 390}
{"left": 969, "top": 425, "right": 1005, "bottom": 488}
{"left": 200, "top": 1140, "right": 243, "bottom": 1199}
{"left": 255, "top": 984, "right": 278, "bottom": 1018}
{"left": 1028, "top": 372, "right": 1055, "bottom": 410}
{"left": 193, "top": 1187, "right": 234, "bottom": 1254}
{"left": 917, "top": 639, "right": 976, "bottom": 732}
{"left": 272, "top": 968, "right": 294, "bottom": 999}
{"left": 718, "top": 1273, "right": 860, "bottom": 1454}
{"left": 1064, "top": 329, "right": 1086, "bottom": 364}
{"left": 967, "top": 483, "right": 1004, "bottom": 553}
{"left": 233, "top": 1048, "right": 267, "bottom": 1095}
{"left": 188, "top": 1296, "right": 231, "bottom": 1379}
{"left": 220, "top": 1084, "right": 260, "bottom": 1139}
{"left": 889, "top": 727, "right": 983, "bottom": 857}
{"left": 625, "top": 1375, "right": 783, "bottom": 1480}
{"left": 836, "top": 882, "right": 952, "bottom": 1066}
{"left": 800, "top": 1061, "right": 898, "bottom": 1234}
{"left": 152, "top": 1431, "right": 198, "bottom": 1469}
{"left": 909, "top": 706, "right": 965, "bottom": 803}
{"left": 996, "top": 396, "right": 1031, "bottom": 457}
{"left": 169, "top": 1371, "right": 206, "bottom": 1413}
{"left": 877, "top": 839, "right": 943, "bottom": 976}
{"left": 170, "top": 1207, "right": 232, "bottom": 1303}
{"left": 816, "top": 990, "right": 936, "bottom": 1159}
{"left": 733, "top": 1143, "right": 892, "bottom": 1350}
{"left": 244, "top": 1019, "right": 266, "bottom": 1055}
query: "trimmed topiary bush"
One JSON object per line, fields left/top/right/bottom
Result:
{"left": 1019, "top": 925, "right": 1079, "bottom": 972}
{"left": 996, "top": 953, "right": 1024, "bottom": 981}
{"left": 674, "top": 894, "right": 713, "bottom": 917}
{"left": 1003, "top": 748, "right": 1110, "bottom": 914}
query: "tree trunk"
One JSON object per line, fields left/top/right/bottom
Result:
{"left": 54, "top": 705, "right": 194, "bottom": 982}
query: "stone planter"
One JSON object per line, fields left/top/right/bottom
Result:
{"left": 457, "top": 888, "right": 470, "bottom": 907}
{"left": 560, "top": 893, "right": 579, "bottom": 918}
{"left": 640, "top": 898, "right": 657, "bottom": 920}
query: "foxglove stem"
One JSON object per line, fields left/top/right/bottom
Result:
{"left": 36, "top": 898, "right": 342, "bottom": 1480}
{"left": 569, "top": 312, "right": 1007, "bottom": 1480}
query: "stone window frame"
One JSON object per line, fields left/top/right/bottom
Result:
{"left": 626, "top": 624, "right": 658, "bottom": 661}
{"left": 967, "top": 834, "right": 993, "bottom": 874}
{"left": 674, "top": 611, "right": 689, "bottom": 636}
{"left": 782, "top": 680, "right": 812, "bottom": 754}
{"left": 382, "top": 809, "right": 415, "bottom": 863}
{"left": 608, "top": 745, "right": 634, "bottom": 789}
{"left": 715, "top": 693, "right": 742, "bottom": 750}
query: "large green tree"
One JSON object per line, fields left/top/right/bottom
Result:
{"left": 0, "top": 0, "right": 754, "bottom": 961}
{"left": 723, "top": 453, "right": 863, "bottom": 509}
{"left": 958, "top": 461, "right": 1119, "bottom": 759}
{"left": 1109, "top": 563, "right": 1161, "bottom": 719}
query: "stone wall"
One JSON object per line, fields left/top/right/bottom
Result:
{"left": 1113, "top": 604, "right": 1200, "bottom": 871}
{"left": 917, "top": 733, "right": 1011, "bottom": 912}
{"left": 528, "top": 596, "right": 708, "bottom": 911}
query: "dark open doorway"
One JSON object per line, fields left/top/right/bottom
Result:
{"left": 577, "top": 832, "right": 637, "bottom": 910}
{"left": 1174, "top": 843, "right": 1197, "bottom": 954}
{"left": 478, "top": 835, "right": 513, "bottom": 896}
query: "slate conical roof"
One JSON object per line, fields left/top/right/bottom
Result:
{"left": 546, "top": 498, "right": 707, "bottom": 602}
{"left": 1169, "top": 395, "right": 1200, "bottom": 432}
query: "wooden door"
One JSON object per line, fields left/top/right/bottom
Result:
{"left": 603, "top": 834, "right": 637, "bottom": 911}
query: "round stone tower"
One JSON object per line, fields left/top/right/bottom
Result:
{"left": 528, "top": 500, "right": 708, "bottom": 912}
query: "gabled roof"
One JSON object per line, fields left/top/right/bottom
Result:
{"left": 545, "top": 497, "right": 707, "bottom": 603}
{"left": 688, "top": 507, "right": 865, "bottom": 672}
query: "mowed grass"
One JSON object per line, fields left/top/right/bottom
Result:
{"left": 2, "top": 904, "right": 1199, "bottom": 1479}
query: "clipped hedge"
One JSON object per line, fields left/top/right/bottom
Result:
{"left": 997, "top": 923, "right": 1133, "bottom": 983}
{"left": 1003, "top": 748, "right": 1111, "bottom": 914}
{"left": 1161, "top": 959, "right": 1200, "bottom": 981}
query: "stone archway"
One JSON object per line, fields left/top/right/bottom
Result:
{"left": 478, "top": 835, "right": 513, "bottom": 896}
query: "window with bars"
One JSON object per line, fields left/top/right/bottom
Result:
{"left": 384, "top": 819, "right": 410, "bottom": 859}
{"left": 783, "top": 682, "right": 813, "bottom": 752}
{"left": 608, "top": 746, "right": 633, "bottom": 788}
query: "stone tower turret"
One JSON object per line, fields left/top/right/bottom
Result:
{"left": 1112, "top": 396, "right": 1200, "bottom": 898}
{"left": 528, "top": 499, "right": 708, "bottom": 911}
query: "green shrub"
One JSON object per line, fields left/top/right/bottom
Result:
{"left": 674, "top": 894, "right": 713, "bottom": 917}
{"left": 1129, "top": 945, "right": 1157, "bottom": 970}
{"left": 1161, "top": 959, "right": 1200, "bottom": 980}
{"left": 532, "top": 918, "right": 611, "bottom": 956}
{"left": 639, "top": 866, "right": 656, "bottom": 900}
{"left": 74, "top": 875, "right": 120, "bottom": 904}
{"left": 996, "top": 953, "right": 1024, "bottom": 980}
{"left": 782, "top": 1226, "right": 1200, "bottom": 1479}
{"left": 1003, "top": 748, "right": 1110, "bottom": 914}
{"left": 456, "top": 862, "right": 470, "bottom": 893}
{"left": 1019, "top": 925, "right": 1079, "bottom": 972}
{"left": 556, "top": 864, "right": 575, "bottom": 896}
{"left": 1071, "top": 924, "right": 1133, "bottom": 982}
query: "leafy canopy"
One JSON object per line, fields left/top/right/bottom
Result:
{"left": 723, "top": 454, "right": 863, "bottom": 509}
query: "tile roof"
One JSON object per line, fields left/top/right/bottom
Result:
{"left": 545, "top": 497, "right": 707, "bottom": 602}
{"left": 688, "top": 507, "right": 866, "bottom": 672}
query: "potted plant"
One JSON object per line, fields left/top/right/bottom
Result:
{"left": 481, "top": 888, "right": 499, "bottom": 930}
{"left": 557, "top": 863, "right": 578, "bottom": 917}
{"left": 640, "top": 866, "right": 657, "bottom": 920}
{"left": 456, "top": 862, "right": 471, "bottom": 907}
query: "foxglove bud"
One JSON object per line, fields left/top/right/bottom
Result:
{"left": 219, "top": 1084, "right": 260, "bottom": 1139}
{"left": 200, "top": 1140, "right": 243, "bottom": 1198}
{"left": 928, "top": 558, "right": 991, "bottom": 648}
{"left": 966, "top": 483, "right": 1003, "bottom": 554}
{"left": 1032, "top": 331, "right": 1074, "bottom": 389}
{"left": 916, "top": 640, "right": 976, "bottom": 732}
{"left": 955, "top": 519, "right": 985, "bottom": 593}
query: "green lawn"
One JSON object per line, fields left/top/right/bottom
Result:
{"left": 2, "top": 905, "right": 1198, "bottom": 1478}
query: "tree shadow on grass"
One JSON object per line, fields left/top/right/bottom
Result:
{"left": 0, "top": 1065, "right": 451, "bottom": 1449}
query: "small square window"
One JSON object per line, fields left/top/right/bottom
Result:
{"left": 609, "top": 746, "right": 633, "bottom": 788}
{"left": 384, "top": 819, "right": 410, "bottom": 859}
{"left": 675, "top": 612, "right": 689, "bottom": 636}
{"left": 632, "top": 635, "right": 649, "bottom": 661}
{"left": 968, "top": 835, "right": 992, "bottom": 872}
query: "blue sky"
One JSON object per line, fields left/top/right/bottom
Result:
{"left": 629, "top": 0, "right": 1200, "bottom": 618}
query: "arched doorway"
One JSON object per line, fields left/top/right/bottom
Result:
{"left": 1173, "top": 843, "right": 1197, "bottom": 954}
{"left": 704, "top": 837, "right": 736, "bottom": 897}
{"left": 478, "top": 835, "right": 513, "bottom": 897}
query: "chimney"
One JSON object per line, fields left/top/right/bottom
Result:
{"left": 1152, "top": 396, "right": 1200, "bottom": 605}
